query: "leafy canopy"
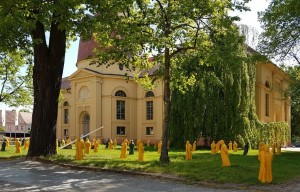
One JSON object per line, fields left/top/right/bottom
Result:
{"left": 258, "top": 0, "right": 300, "bottom": 65}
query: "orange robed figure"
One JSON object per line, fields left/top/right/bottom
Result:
{"left": 15, "top": 139, "right": 22, "bottom": 154}
{"left": 220, "top": 140, "right": 231, "bottom": 166}
{"left": 138, "top": 141, "right": 144, "bottom": 161}
{"left": 233, "top": 141, "right": 238, "bottom": 152}
{"left": 157, "top": 141, "right": 162, "bottom": 154}
{"left": 120, "top": 141, "right": 127, "bottom": 158}
{"left": 228, "top": 141, "right": 232, "bottom": 151}
{"left": 258, "top": 144, "right": 273, "bottom": 183}
{"left": 84, "top": 138, "right": 91, "bottom": 154}
{"left": 94, "top": 140, "right": 99, "bottom": 153}
{"left": 192, "top": 141, "right": 197, "bottom": 151}
{"left": 75, "top": 138, "right": 85, "bottom": 160}
{"left": 185, "top": 141, "right": 192, "bottom": 160}
{"left": 211, "top": 141, "right": 216, "bottom": 155}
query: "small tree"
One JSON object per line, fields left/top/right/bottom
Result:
{"left": 0, "top": 50, "right": 33, "bottom": 107}
{"left": 94, "top": 0, "right": 249, "bottom": 164}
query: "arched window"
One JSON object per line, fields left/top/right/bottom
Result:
{"left": 145, "top": 91, "right": 154, "bottom": 120}
{"left": 63, "top": 101, "right": 69, "bottom": 106}
{"left": 115, "top": 90, "right": 126, "bottom": 120}
{"left": 145, "top": 91, "right": 154, "bottom": 97}
{"left": 115, "top": 90, "right": 126, "bottom": 97}
{"left": 265, "top": 81, "right": 270, "bottom": 88}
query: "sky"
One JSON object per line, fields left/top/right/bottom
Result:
{"left": 62, "top": 0, "right": 271, "bottom": 78}
{"left": 1, "top": 0, "right": 271, "bottom": 111}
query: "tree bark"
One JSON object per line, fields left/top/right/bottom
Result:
{"left": 27, "top": 20, "right": 66, "bottom": 158}
{"left": 160, "top": 47, "right": 171, "bottom": 164}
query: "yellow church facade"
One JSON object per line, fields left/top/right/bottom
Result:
{"left": 56, "top": 40, "right": 291, "bottom": 143}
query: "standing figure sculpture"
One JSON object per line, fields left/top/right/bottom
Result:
{"left": 75, "top": 138, "right": 85, "bottom": 160}
{"left": 15, "top": 139, "right": 21, "bottom": 154}
{"left": 220, "top": 140, "right": 231, "bottom": 166}
{"left": 192, "top": 141, "right": 197, "bottom": 151}
{"left": 138, "top": 141, "right": 144, "bottom": 161}
{"left": 211, "top": 141, "right": 216, "bottom": 155}
{"left": 94, "top": 140, "right": 99, "bottom": 153}
{"left": 185, "top": 141, "right": 192, "bottom": 160}
{"left": 233, "top": 141, "right": 238, "bottom": 152}
{"left": 85, "top": 138, "right": 91, "bottom": 154}
{"left": 157, "top": 141, "right": 162, "bottom": 154}
{"left": 228, "top": 141, "right": 233, "bottom": 151}
{"left": 258, "top": 144, "right": 273, "bottom": 183}
{"left": 120, "top": 141, "right": 127, "bottom": 158}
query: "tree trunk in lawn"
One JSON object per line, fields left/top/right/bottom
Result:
{"left": 160, "top": 46, "right": 171, "bottom": 164}
{"left": 27, "top": 20, "right": 66, "bottom": 158}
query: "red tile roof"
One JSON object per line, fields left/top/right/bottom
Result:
{"left": 61, "top": 77, "right": 71, "bottom": 90}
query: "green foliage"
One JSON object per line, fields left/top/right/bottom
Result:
{"left": 169, "top": 24, "right": 260, "bottom": 148}
{"left": 282, "top": 66, "right": 300, "bottom": 137}
{"left": 0, "top": 50, "right": 33, "bottom": 107}
{"left": 0, "top": 127, "right": 5, "bottom": 132}
{"left": 258, "top": 0, "right": 300, "bottom": 65}
{"left": 258, "top": 122, "right": 290, "bottom": 145}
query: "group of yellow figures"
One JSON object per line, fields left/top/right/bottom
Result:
{"left": 120, "top": 139, "right": 145, "bottom": 161}
{"left": 72, "top": 138, "right": 101, "bottom": 160}
{"left": 185, "top": 141, "right": 197, "bottom": 160}
{"left": 4, "top": 138, "right": 30, "bottom": 154}
{"left": 258, "top": 142, "right": 274, "bottom": 183}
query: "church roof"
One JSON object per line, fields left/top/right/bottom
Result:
{"left": 61, "top": 77, "right": 71, "bottom": 90}
{"left": 77, "top": 36, "right": 99, "bottom": 62}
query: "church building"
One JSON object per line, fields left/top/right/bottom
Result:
{"left": 56, "top": 38, "right": 291, "bottom": 143}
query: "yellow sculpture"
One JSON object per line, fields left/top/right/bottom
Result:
{"left": 61, "top": 139, "right": 65, "bottom": 146}
{"left": 137, "top": 139, "right": 141, "bottom": 151}
{"left": 66, "top": 138, "right": 71, "bottom": 145}
{"left": 258, "top": 144, "right": 273, "bottom": 183}
{"left": 114, "top": 139, "right": 117, "bottom": 148}
{"left": 108, "top": 139, "right": 113, "bottom": 149}
{"left": 228, "top": 141, "right": 232, "bottom": 151}
{"left": 185, "top": 141, "right": 192, "bottom": 160}
{"left": 233, "top": 141, "right": 238, "bottom": 152}
{"left": 24, "top": 139, "right": 29, "bottom": 150}
{"left": 75, "top": 138, "right": 85, "bottom": 160}
{"left": 138, "top": 141, "right": 144, "bottom": 161}
{"left": 258, "top": 142, "right": 264, "bottom": 160}
{"left": 157, "top": 141, "right": 162, "bottom": 154}
{"left": 85, "top": 138, "right": 91, "bottom": 154}
{"left": 5, "top": 138, "right": 9, "bottom": 147}
{"left": 120, "top": 141, "right": 127, "bottom": 158}
{"left": 15, "top": 139, "right": 21, "bottom": 154}
{"left": 147, "top": 140, "right": 151, "bottom": 147}
{"left": 94, "top": 140, "right": 99, "bottom": 153}
{"left": 211, "top": 141, "right": 216, "bottom": 155}
{"left": 192, "top": 141, "right": 197, "bottom": 151}
{"left": 220, "top": 140, "right": 231, "bottom": 166}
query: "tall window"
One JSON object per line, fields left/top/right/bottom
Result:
{"left": 64, "top": 109, "right": 69, "bottom": 124}
{"left": 146, "top": 101, "right": 153, "bottom": 120}
{"left": 265, "top": 94, "right": 269, "bottom": 116}
{"left": 63, "top": 101, "right": 69, "bottom": 124}
{"left": 116, "top": 100, "right": 125, "bottom": 119}
{"left": 117, "top": 126, "right": 125, "bottom": 135}
{"left": 145, "top": 91, "right": 154, "bottom": 120}
{"left": 115, "top": 90, "right": 126, "bottom": 120}
{"left": 146, "top": 127, "right": 154, "bottom": 135}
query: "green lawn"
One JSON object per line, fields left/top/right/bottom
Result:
{"left": 1, "top": 144, "right": 300, "bottom": 185}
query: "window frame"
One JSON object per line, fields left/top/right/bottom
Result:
{"left": 117, "top": 126, "right": 126, "bottom": 135}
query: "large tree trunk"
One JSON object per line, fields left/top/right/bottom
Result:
{"left": 160, "top": 47, "right": 171, "bottom": 164}
{"left": 27, "top": 20, "right": 66, "bottom": 158}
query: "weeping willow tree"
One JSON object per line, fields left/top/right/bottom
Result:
{"left": 170, "top": 24, "right": 260, "bottom": 148}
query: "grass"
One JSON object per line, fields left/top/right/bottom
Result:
{"left": 1, "top": 144, "right": 300, "bottom": 185}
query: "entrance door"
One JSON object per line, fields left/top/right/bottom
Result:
{"left": 82, "top": 114, "right": 90, "bottom": 139}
